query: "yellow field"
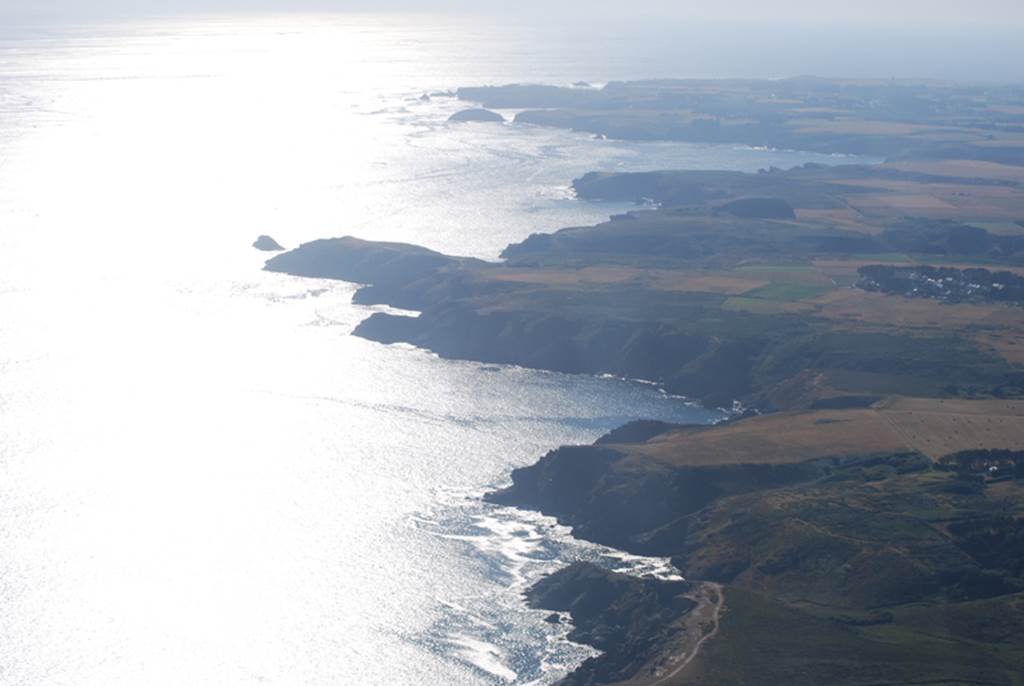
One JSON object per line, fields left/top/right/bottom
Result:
{"left": 732, "top": 266, "right": 834, "bottom": 285}
{"left": 486, "top": 266, "right": 642, "bottom": 286}
{"left": 846, "top": 192, "right": 961, "bottom": 217}
{"left": 616, "top": 398, "right": 1024, "bottom": 466}
{"left": 791, "top": 118, "right": 937, "bottom": 136}
{"left": 883, "top": 159, "right": 1024, "bottom": 183}
{"left": 878, "top": 398, "right": 1024, "bottom": 459}
{"left": 808, "top": 289, "right": 1020, "bottom": 332}
{"left": 795, "top": 208, "right": 879, "bottom": 233}
{"left": 836, "top": 179, "right": 1024, "bottom": 221}
{"left": 877, "top": 397, "right": 1024, "bottom": 415}
{"left": 485, "top": 266, "right": 776, "bottom": 296}
{"left": 973, "top": 331, "right": 1024, "bottom": 365}
{"left": 628, "top": 409, "right": 908, "bottom": 466}
{"left": 663, "top": 274, "right": 767, "bottom": 294}
{"left": 812, "top": 289, "right": 1024, "bottom": 365}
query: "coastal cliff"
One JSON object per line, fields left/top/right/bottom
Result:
{"left": 266, "top": 188, "right": 1024, "bottom": 411}
{"left": 510, "top": 415, "right": 1024, "bottom": 684}
{"left": 354, "top": 309, "right": 748, "bottom": 408}
{"left": 527, "top": 563, "right": 698, "bottom": 686}
{"left": 264, "top": 95, "right": 1024, "bottom": 683}
{"left": 486, "top": 437, "right": 823, "bottom": 555}
{"left": 265, "top": 154, "right": 1024, "bottom": 416}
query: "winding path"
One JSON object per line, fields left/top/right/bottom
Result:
{"left": 646, "top": 582, "right": 724, "bottom": 686}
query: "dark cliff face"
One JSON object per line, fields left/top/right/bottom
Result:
{"left": 353, "top": 308, "right": 755, "bottom": 408}
{"left": 263, "top": 169, "right": 1024, "bottom": 415}
{"left": 487, "top": 445, "right": 639, "bottom": 545}
{"left": 527, "top": 563, "right": 695, "bottom": 686}
{"left": 266, "top": 237, "right": 768, "bottom": 408}
{"left": 490, "top": 433, "right": 1024, "bottom": 610}
{"left": 501, "top": 423, "right": 1024, "bottom": 683}
{"left": 486, "top": 441, "right": 823, "bottom": 555}
{"left": 352, "top": 300, "right": 1015, "bottom": 414}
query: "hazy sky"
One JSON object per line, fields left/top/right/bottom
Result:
{"left": 3, "top": 0, "right": 1022, "bottom": 82}
{"left": 6, "top": 0, "right": 1024, "bottom": 26}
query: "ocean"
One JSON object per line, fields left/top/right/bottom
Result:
{"left": 0, "top": 14, "right": 861, "bottom": 685}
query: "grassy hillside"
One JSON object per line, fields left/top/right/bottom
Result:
{"left": 496, "top": 410, "right": 1024, "bottom": 685}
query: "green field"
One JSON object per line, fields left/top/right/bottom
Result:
{"left": 744, "top": 282, "right": 834, "bottom": 301}
{"left": 969, "top": 221, "right": 1024, "bottom": 236}
{"left": 721, "top": 296, "right": 788, "bottom": 313}
{"left": 734, "top": 264, "right": 817, "bottom": 273}
{"left": 851, "top": 252, "right": 912, "bottom": 263}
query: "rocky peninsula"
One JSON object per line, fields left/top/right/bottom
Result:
{"left": 267, "top": 160, "right": 1024, "bottom": 412}
{"left": 491, "top": 410, "right": 1024, "bottom": 684}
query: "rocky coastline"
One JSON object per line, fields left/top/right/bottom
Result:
{"left": 264, "top": 78, "right": 1024, "bottom": 682}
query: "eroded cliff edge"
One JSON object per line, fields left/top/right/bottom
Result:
{"left": 500, "top": 413, "right": 1024, "bottom": 684}
{"left": 526, "top": 562, "right": 704, "bottom": 686}
{"left": 265, "top": 165, "right": 1024, "bottom": 413}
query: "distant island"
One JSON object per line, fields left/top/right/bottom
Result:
{"left": 267, "top": 77, "right": 1024, "bottom": 684}
{"left": 252, "top": 235, "right": 285, "bottom": 251}
{"left": 447, "top": 108, "right": 505, "bottom": 123}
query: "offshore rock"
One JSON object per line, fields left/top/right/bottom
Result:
{"left": 448, "top": 108, "right": 505, "bottom": 123}
{"left": 252, "top": 235, "right": 285, "bottom": 251}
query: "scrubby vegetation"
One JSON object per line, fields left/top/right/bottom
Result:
{"left": 859, "top": 264, "right": 1024, "bottom": 304}
{"left": 494, "top": 418, "right": 1024, "bottom": 684}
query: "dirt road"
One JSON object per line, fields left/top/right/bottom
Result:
{"left": 644, "top": 581, "right": 724, "bottom": 686}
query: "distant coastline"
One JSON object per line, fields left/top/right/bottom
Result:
{"left": 269, "top": 77, "right": 1024, "bottom": 684}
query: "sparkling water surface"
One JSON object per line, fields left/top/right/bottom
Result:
{"left": 0, "top": 14, "right": 863, "bottom": 685}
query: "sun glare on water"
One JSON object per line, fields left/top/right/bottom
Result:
{"left": 0, "top": 14, "right": 841, "bottom": 685}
